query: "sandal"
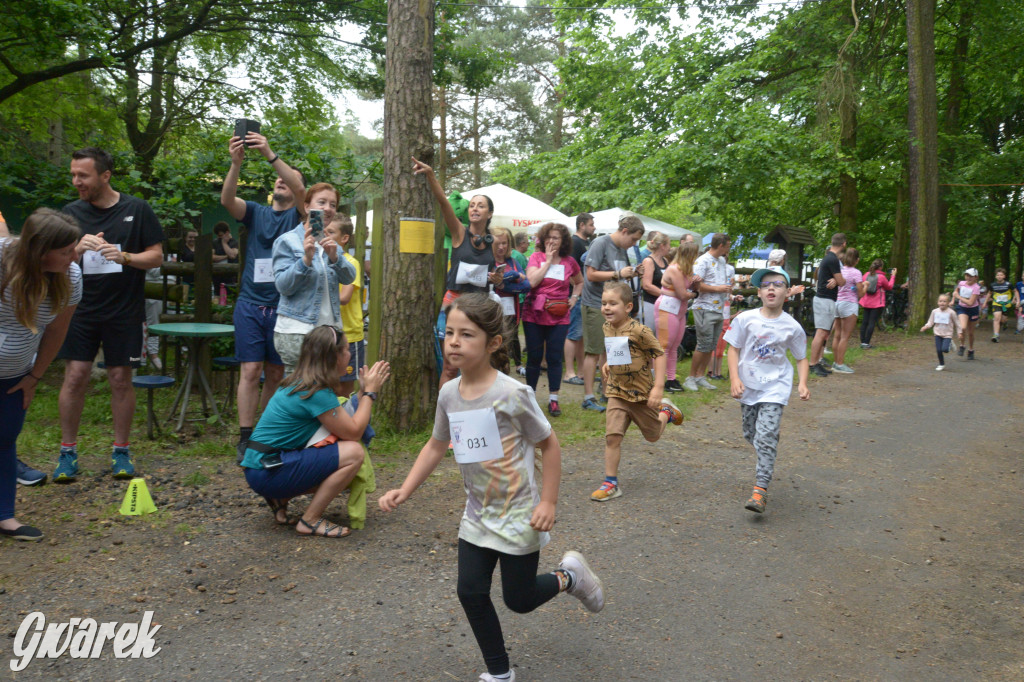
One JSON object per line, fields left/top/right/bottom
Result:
{"left": 264, "top": 498, "right": 297, "bottom": 525}
{"left": 297, "top": 517, "right": 350, "bottom": 538}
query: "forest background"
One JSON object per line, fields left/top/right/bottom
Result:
{"left": 1, "top": 0, "right": 1022, "bottom": 319}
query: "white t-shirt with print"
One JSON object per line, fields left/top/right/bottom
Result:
{"left": 692, "top": 252, "right": 728, "bottom": 312}
{"left": 432, "top": 372, "right": 553, "bottom": 555}
{"left": 724, "top": 308, "right": 807, "bottom": 406}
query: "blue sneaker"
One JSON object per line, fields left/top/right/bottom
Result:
{"left": 111, "top": 448, "right": 135, "bottom": 479}
{"left": 53, "top": 449, "right": 79, "bottom": 483}
{"left": 581, "top": 397, "right": 606, "bottom": 413}
{"left": 16, "top": 459, "right": 47, "bottom": 486}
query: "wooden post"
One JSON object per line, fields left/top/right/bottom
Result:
{"left": 366, "top": 198, "right": 385, "bottom": 366}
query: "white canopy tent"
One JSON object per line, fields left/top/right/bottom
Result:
{"left": 362, "top": 183, "right": 569, "bottom": 243}
{"left": 590, "top": 208, "right": 701, "bottom": 241}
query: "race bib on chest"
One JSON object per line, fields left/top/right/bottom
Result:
{"left": 449, "top": 407, "right": 504, "bottom": 464}
{"left": 743, "top": 362, "right": 783, "bottom": 386}
{"left": 659, "top": 296, "right": 681, "bottom": 315}
{"left": 456, "top": 262, "right": 488, "bottom": 287}
{"left": 994, "top": 291, "right": 1011, "bottom": 303}
{"left": 959, "top": 285, "right": 974, "bottom": 299}
{"left": 253, "top": 258, "right": 274, "bottom": 283}
{"left": 545, "top": 263, "right": 565, "bottom": 281}
{"left": 934, "top": 311, "right": 951, "bottom": 325}
{"left": 82, "top": 247, "right": 123, "bottom": 275}
{"left": 499, "top": 296, "right": 516, "bottom": 316}
{"left": 605, "top": 336, "right": 631, "bottom": 366}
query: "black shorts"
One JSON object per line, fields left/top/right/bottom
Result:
{"left": 58, "top": 315, "right": 143, "bottom": 367}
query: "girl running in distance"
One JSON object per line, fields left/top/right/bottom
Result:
{"left": 952, "top": 267, "right": 981, "bottom": 360}
{"left": 379, "top": 293, "right": 603, "bottom": 682}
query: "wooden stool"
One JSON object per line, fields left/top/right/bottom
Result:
{"left": 133, "top": 375, "right": 176, "bottom": 439}
{"left": 213, "top": 356, "right": 240, "bottom": 411}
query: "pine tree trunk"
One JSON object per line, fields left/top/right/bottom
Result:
{"left": 379, "top": 0, "right": 439, "bottom": 430}
{"left": 906, "top": 0, "right": 940, "bottom": 327}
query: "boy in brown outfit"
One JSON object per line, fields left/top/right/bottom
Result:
{"left": 591, "top": 282, "right": 683, "bottom": 501}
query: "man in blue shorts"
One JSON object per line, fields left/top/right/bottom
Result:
{"left": 54, "top": 147, "right": 165, "bottom": 482}
{"left": 220, "top": 131, "right": 306, "bottom": 461}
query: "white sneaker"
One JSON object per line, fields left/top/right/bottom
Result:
{"left": 935, "top": 365, "right": 945, "bottom": 371}
{"left": 479, "top": 671, "right": 515, "bottom": 682}
{"left": 560, "top": 551, "right": 605, "bottom": 613}
{"left": 682, "top": 376, "right": 699, "bottom": 392}
{"left": 695, "top": 376, "right": 717, "bottom": 390}
{"left": 823, "top": 348, "right": 833, "bottom": 355}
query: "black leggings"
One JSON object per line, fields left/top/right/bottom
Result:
{"left": 861, "top": 306, "right": 883, "bottom": 344}
{"left": 457, "top": 539, "right": 560, "bottom": 675}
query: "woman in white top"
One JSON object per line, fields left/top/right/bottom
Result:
{"left": 0, "top": 209, "right": 83, "bottom": 541}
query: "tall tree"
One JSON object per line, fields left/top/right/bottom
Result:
{"left": 905, "top": 0, "right": 940, "bottom": 326}
{"left": 378, "top": 0, "right": 438, "bottom": 429}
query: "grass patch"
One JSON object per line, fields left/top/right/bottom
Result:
{"left": 182, "top": 470, "right": 210, "bottom": 487}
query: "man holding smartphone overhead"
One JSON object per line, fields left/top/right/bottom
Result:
{"left": 220, "top": 127, "right": 306, "bottom": 462}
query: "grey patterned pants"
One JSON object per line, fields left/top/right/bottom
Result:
{"left": 740, "top": 402, "right": 784, "bottom": 489}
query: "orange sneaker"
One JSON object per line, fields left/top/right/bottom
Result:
{"left": 745, "top": 486, "right": 767, "bottom": 513}
{"left": 590, "top": 480, "right": 621, "bottom": 502}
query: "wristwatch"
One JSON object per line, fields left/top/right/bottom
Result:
{"left": 123, "top": 252, "right": 132, "bottom": 265}
{"left": 361, "top": 391, "right": 378, "bottom": 402}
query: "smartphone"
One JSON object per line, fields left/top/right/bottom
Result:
{"left": 233, "top": 118, "right": 261, "bottom": 147}
{"left": 308, "top": 209, "right": 324, "bottom": 240}
{"left": 262, "top": 453, "right": 283, "bottom": 469}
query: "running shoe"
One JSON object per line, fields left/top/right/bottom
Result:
{"left": 111, "top": 448, "right": 135, "bottom": 479}
{"left": 957, "top": 345, "right": 965, "bottom": 356}
{"left": 16, "top": 459, "right": 46, "bottom": 486}
{"left": 581, "top": 397, "right": 605, "bottom": 413}
{"left": 559, "top": 551, "right": 605, "bottom": 613}
{"left": 548, "top": 399, "right": 561, "bottom": 417}
{"left": 564, "top": 376, "right": 584, "bottom": 385}
{"left": 53, "top": 449, "right": 79, "bottom": 483}
{"left": 745, "top": 487, "right": 767, "bottom": 513}
{"left": 831, "top": 363, "right": 854, "bottom": 374}
{"left": 991, "top": 335, "right": 999, "bottom": 343}
{"left": 820, "top": 357, "right": 834, "bottom": 370}
{"left": 664, "top": 378, "right": 684, "bottom": 393}
{"left": 860, "top": 343, "right": 872, "bottom": 350}
{"left": 967, "top": 350, "right": 975, "bottom": 360}
{"left": 478, "top": 672, "right": 516, "bottom": 682}
{"left": 682, "top": 376, "right": 699, "bottom": 392}
{"left": 810, "top": 363, "right": 829, "bottom": 378}
{"left": 935, "top": 365, "right": 945, "bottom": 371}
{"left": 695, "top": 376, "right": 717, "bottom": 390}
{"left": 660, "top": 398, "right": 684, "bottom": 425}
{"left": 590, "top": 480, "right": 621, "bottom": 502}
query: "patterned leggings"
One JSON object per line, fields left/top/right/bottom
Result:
{"left": 741, "top": 402, "right": 784, "bottom": 489}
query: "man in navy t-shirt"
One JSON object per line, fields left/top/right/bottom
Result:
{"left": 220, "top": 131, "right": 306, "bottom": 460}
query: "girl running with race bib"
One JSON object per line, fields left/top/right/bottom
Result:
{"left": 379, "top": 293, "right": 604, "bottom": 682}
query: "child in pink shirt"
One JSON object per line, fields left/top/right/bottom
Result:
{"left": 920, "top": 293, "right": 960, "bottom": 371}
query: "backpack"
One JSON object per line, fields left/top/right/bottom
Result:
{"left": 865, "top": 271, "right": 878, "bottom": 294}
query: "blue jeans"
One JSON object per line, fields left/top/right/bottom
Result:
{"left": 523, "top": 321, "right": 569, "bottom": 394}
{"left": 0, "top": 375, "right": 29, "bottom": 521}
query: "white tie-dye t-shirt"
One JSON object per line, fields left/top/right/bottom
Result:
{"left": 432, "top": 373, "right": 553, "bottom": 555}
{"left": 724, "top": 308, "right": 807, "bottom": 406}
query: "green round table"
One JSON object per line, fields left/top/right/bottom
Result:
{"left": 148, "top": 323, "right": 234, "bottom": 431}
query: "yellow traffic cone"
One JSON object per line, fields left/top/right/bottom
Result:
{"left": 119, "top": 477, "right": 158, "bottom": 516}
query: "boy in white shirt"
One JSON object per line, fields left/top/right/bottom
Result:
{"left": 725, "top": 267, "right": 810, "bottom": 514}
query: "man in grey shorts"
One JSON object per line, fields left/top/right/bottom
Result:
{"left": 809, "top": 233, "right": 847, "bottom": 377}
{"left": 684, "top": 233, "right": 732, "bottom": 391}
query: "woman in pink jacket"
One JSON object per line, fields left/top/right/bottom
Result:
{"left": 859, "top": 259, "right": 896, "bottom": 348}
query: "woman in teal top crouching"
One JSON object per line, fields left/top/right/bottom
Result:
{"left": 241, "top": 325, "right": 390, "bottom": 538}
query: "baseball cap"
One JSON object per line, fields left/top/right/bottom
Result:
{"left": 750, "top": 266, "right": 791, "bottom": 287}
{"left": 964, "top": 267, "right": 978, "bottom": 277}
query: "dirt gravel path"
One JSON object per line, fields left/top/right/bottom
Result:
{"left": 2, "top": 331, "right": 1022, "bottom": 680}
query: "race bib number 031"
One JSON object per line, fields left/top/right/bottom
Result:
{"left": 448, "top": 407, "right": 504, "bottom": 464}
